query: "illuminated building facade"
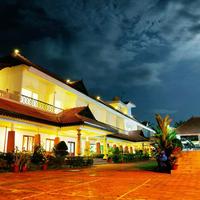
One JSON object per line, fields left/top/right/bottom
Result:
{"left": 0, "top": 50, "right": 155, "bottom": 157}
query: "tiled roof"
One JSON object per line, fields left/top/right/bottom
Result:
{"left": 0, "top": 97, "right": 88, "bottom": 126}
{"left": 0, "top": 97, "right": 149, "bottom": 142}
{"left": 0, "top": 97, "right": 117, "bottom": 133}
{"left": 176, "top": 117, "right": 200, "bottom": 135}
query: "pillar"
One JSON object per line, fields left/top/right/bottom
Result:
{"left": 34, "top": 134, "right": 41, "bottom": 146}
{"left": 124, "top": 146, "right": 129, "bottom": 154}
{"left": 96, "top": 142, "right": 101, "bottom": 154}
{"left": 54, "top": 137, "right": 60, "bottom": 146}
{"left": 142, "top": 143, "right": 145, "bottom": 151}
{"left": 7, "top": 131, "right": 15, "bottom": 152}
{"left": 103, "top": 136, "right": 108, "bottom": 160}
{"left": 76, "top": 129, "right": 81, "bottom": 156}
{"left": 130, "top": 146, "right": 133, "bottom": 154}
{"left": 119, "top": 145, "right": 123, "bottom": 152}
{"left": 84, "top": 140, "right": 90, "bottom": 156}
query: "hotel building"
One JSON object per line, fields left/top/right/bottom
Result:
{"left": 0, "top": 50, "right": 155, "bottom": 158}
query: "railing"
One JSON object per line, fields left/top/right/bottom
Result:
{"left": 20, "top": 94, "right": 63, "bottom": 113}
{"left": 0, "top": 89, "right": 63, "bottom": 113}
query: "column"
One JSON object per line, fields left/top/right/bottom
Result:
{"left": 84, "top": 137, "right": 90, "bottom": 156}
{"left": 130, "top": 146, "right": 133, "bottom": 154}
{"left": 7, "top": 131, "right": 15, "bottom": 152}
{"left": 103, "top": 136, "right": 108, "bottom": 160}
{"left": 119, "top": 145, "right": 123, "bottom": 152}
{"left": 76, "top": 129, "right": 82, "bottom": 156}
{"left": 7, "top": 124, "right": 15, "bottom": 152}
{"left": 34, "top": 134, "right": 41, "bottom": 146}
{"left": 7, "top": 123, "right": 15, "bottom": 152}
{"left": 124, "top": 146, "right": 129, "bottom": 154}
{"left": 96, "top": 142, "right": 101, "bottom": 155}
{"left": 54, "top": 137, "right": 60, "bottom": 146}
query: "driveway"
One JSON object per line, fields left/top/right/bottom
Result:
{"left": 0, "top": 162, "right": 199, "bottom": 200}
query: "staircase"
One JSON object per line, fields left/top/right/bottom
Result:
{"left": 172, "top": 150, "right": 200, "bottom": 174}
{"left": 93, "top": 158, "right": 108, "bottom": 165}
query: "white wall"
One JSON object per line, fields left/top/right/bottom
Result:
{"left": 124, "top": 119, "right": 137, "bottom": 132}
{"left": 0, "top": 127, "right": 7, "bottom": 152}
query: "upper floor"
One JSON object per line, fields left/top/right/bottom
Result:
{"left": 0, "top": 51, "right": 154, "bottom": 134}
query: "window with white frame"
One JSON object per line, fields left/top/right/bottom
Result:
{"left": 68, "top": 141, "right": 75, "bottom": 156}
{"left": 22, "top": 135, "right": 34, "bottom": 152}
{"left": 46, "top": 139, "right": 54, "bottom": 152}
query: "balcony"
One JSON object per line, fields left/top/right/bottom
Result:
{"left": 0, "top": 89, "right": 63, "bottom": 113}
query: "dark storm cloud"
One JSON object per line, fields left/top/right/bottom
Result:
{"left": 1, "top": 0, "right": 200, "bottom": 122}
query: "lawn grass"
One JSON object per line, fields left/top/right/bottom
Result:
{"left": 134, "top": 160, "right": 158, "bottom": 171}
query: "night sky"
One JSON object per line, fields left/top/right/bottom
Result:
{"left": 0, "top": 0, "right": 200, "bottom": 124}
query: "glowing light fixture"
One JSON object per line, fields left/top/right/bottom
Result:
{"left": 14, "top": 49, "right": 20, "bottom": 55}
{"left": 66, "top": 79, "right": 71, "bottom": 83}
{"left": 96, "top": 96, "right": 101, "bottom": 100}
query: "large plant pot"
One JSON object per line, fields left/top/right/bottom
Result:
{"left": 42, "top": 164, "right": 48, "bottom": 170}
{"left": 172, "top": 164, "right": 178, "bottom": 170}
{"left": 22, "top": 165, "right": 27, "bottom": 172}
{"left": 13, "top": 164, "right": 19, "bottom": 173}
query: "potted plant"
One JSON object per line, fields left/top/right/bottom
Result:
{"left": 53, "top": 141, "right": 68, "bottom": 167}
{"left": 31, "top": 145, "right": 47, "bottom": 170}
{"left": 13, "top": 153, "right": 21, "bottom": 172}
{"left": 152, "top": 114, "right": 182, "bottom": 172}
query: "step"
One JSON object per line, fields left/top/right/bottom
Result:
{"left": 93, "top": 158, "right": 108, "bottom": 165}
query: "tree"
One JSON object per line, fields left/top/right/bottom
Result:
{"left": 153, "top": 114, "right": 182, "bottom": 172}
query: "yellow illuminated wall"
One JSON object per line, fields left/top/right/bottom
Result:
{"left": 0, "top": 65, "right": 138, "bottom": 132}
{"left": 22, "top": 70, "right": 55, "bottom": 103}
{"left": 109, "top": 102, "right": 128, "bottom": 115}
{"left": 0, "top": 127, "right": 7, "bottom": 152}
{"left": 89, "top": 103, "right": 107, "bottom": 123}
{"left": 54, "top": 85, "right": 77, "bottom": 109}
{"left": 0, "top": 66, "right": 24, "bottom": 95}
{"left": 22, "top": 69, "right": 77, "bottom": 109}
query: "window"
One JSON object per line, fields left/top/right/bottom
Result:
{"left": 21, "top": 88, "right": 38, "bottom": 99}
{"left": 68, "top": 141, "right": 75, "bottom": 156}
{"left": 46, "top": 139, "right": 54, "bottom": 152}
{"left": 90, "top": 144, "right": 96, "bottom": 153}
{"left": 100, "top": 145, "right": 104, "bottom": 154}
{"left": 22, "top": 135, "right": 34, "bottom": 152}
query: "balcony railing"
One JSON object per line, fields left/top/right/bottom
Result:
{"left": 0, "top": 89, "right": 63, "bottom": 113}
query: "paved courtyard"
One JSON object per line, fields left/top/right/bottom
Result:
{"left": 0, "top": 162, "right": 199, "bottom": 200}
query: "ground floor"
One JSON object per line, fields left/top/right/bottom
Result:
{"left": 0, "top": 118, "right": 151, "bottom": 157}
{"left": 0, "top": 161, "right": 199, "bottom": 200}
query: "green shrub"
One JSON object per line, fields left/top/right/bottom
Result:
{"left": 31, "top": 145, "right": 47, "bottom": 165}
{"left": 92, "top": 153, "right": 104, "bottom": 158}
{"left": 65, "top": 156, "right": 93, "bottom": 168}
{"left": 111, "top": 147, "right": 122, "bottom": 163}
{"left": 53, "top": 141, "right": 68, "bottom": 157}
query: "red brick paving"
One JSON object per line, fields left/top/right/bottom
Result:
{"left": 0, "top": 161, "right": 200, "bottom": 200}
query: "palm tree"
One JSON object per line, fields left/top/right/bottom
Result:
{"left": 153, "top": 114, "right": 182, "bottom": 171}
